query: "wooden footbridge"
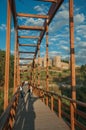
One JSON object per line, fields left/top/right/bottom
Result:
{"left": 0, "top": 0, "right": 86, "bottom": 130}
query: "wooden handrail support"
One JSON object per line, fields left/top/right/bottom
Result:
{"left": 51, "top": 96, "right": 54, "bottom": 112}
{"left": 0, "top": 91, "right": 19, "bottom": 130}
{"left": 34, "top": 87, "right": 86, "bottom": 130}
{"left": 58, "top": 96, "right": 61, "bottom": 118}
{"left": 70, "top": 102, "right": 75, "bottom": 130}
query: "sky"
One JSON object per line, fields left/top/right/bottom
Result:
{"left": 0, "top": 0, "right": 86, "bottom": 65}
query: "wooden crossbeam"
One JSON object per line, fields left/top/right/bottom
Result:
{"left": 17, "top": 13, "right": 49, "bottom": 19}
{"left": 17, "top": 26, "right": 45, "bottom": 31}
{"left": 19, "top": 51, "right": 35, "bottom": 54}
{"left": 19, "top": 64, "right": 29, "bottom": 66}
{"left": 20, "top": 58, "right": 33, "bottom": 60}
{"left": 19, "top": 44, "right": 37, "bottom": 47}
{"left": 18, "top": 36, "right": 40, "bottom": 39}
{"left": 35, "top": 0, "right": 58, "bottom": 3}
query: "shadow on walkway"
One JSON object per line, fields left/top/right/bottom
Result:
{"left": 13, "top": 94, "right": 38, "bottom": 130}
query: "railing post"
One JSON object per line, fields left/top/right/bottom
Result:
{"left": 70, "top": 102, "right": 75, "bottom": 130}
{"left": 14, "top": 31, "right": 18, "bottom": 93}
{"left": 38, "top": 43, "right": 40, "bottom": 87}
{"left": 4, "top": 0, "right": 11, "bottom": 110}
{"left": 58, "top": 96, "right": 61, "bottom": 118}
{"left": 33, "top": 59, "right": 35, "bottom": 87}
{"left": 51, "top": 96, "right": 54, "bottom": 112}
{"left": 17, "top": 50, "right": 20, "bottom": 87}
{"left": 46, "top": 96, "right": 48, "bottom": 106}
{"left": 46, "top": 19, "right": 49, "bottom": 91}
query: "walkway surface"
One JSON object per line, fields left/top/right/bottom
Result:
{"left": 13, "top": 90, "right": 70, "bottom": 130}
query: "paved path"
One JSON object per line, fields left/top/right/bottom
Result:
{"left": 13, "top": 93, "right": 70, "bottom": 130}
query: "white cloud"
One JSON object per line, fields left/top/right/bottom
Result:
{"left": 11, "top": 28, "right": 14, "bottom": 33}
{"left": 34, "top": 5, "right": 43, "bottom": 12}
{"left": 49, "top": 51, "right": 61, "bottom": 58}
{"left": 75, "top": 37, "right": 81, "bottom": 42}
{"left": 34, "top": 4, "right": 49, "bottom": 14}
{"left": 25, "top": 18, "right": 44, "bottom": 26}
{"left": 0, "top": 24, "right": 6, "bottom": 30}
{"left": 60, "top": 45, "right": 69, "bottom": 51}
{"left": 74, "top": 13, "right": 85, "bottom": 24}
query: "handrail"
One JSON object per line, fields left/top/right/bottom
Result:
{"left": 0, "top": 90, "right": 19, "bottom": 130}
{"left": 34, "top": 87, "right": 86, "bottom": 130}
{"left": 35, "top": 87, "right": 86, "bottom": 107}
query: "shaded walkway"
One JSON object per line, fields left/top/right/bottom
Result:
{"left": 13, "top": 94, "right": 70, "bottom": 130}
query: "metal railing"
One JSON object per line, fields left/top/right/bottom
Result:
{"left": 34, "top": 87, "right": 86, "bottom": 130}
{"left": 0, "top": 91, "right": 19, "bottom": 130}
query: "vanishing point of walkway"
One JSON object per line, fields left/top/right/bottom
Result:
{"left": 13, "top": 93, "right": 70, "bottom": 130}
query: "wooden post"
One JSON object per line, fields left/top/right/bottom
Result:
{"left": 46, "top": 19, "right": 49, "bottom": 91}
{"left": 69, "top": 0, "right": 76, "bottom": 100}
{"left": 13, "top": 31, "right": 18, "bottom": 93}
{"left": 30, "top": 68, "right": 32, "bottom": 85}
{"left": 33, "top": 59, "right": 35, "bottom": 87}
{"left": 38, "top": 43, "right": 40, "bottom": 87}
{"left": 51, "top": 96, "right": 54, "bottom": 111}
{"left": 58, "top": 96, "right": 61, "bottom": 118}
{"left": 17, "top": 50, "right": 20, "bottom": 86}
{"left": 46, "top": 96, "right": 48, "bottom": 106}
{"left": 69, "top": 0, "right": 76, "bottom": 129}
{"left": 4, "top": 0, "right": 11, "bottom": 110}
{"left": 70, "top": 102, "right": 75, "bottom": 130}
{"left": 31, "top": 63, "right": 33, "bottom": 85}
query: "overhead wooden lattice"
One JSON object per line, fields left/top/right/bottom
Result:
{"left": 10, "top": 0, "right": 64, "bottom": 65}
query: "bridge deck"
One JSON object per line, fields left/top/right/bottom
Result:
{"left": 13, "top": 94, "right": 70, "bottom": 130}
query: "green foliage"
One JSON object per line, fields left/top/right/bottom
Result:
{"left": 0, "top": 50, "right": 14, "bottom": 116}
{"left": 0, "top": 50, "right": 5, "bottom": 86}
{"left": 80, "top": 64, "right": 86, "bottom": 85}
{"left": 0, "top": 50, "right": 14, "bottom": 87}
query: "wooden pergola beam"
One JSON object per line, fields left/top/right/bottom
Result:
{"left": 19, "top": 64, "right": 29, "bottom": 66}
{"left": 17, "top": 26, "right": 45, "bottom": 31}
{"left": 19, "top": 51, "right": 35, "bottom": 54}
{"left": 17, "top": 13, "right": 49, "bottom": 19}
{"left": 20, "top": 58, "right": 33, "bottom": 60}
{"left": 18, "top": 36, "right": 40, "bottom": 39}
{"left": 19, "top": 44, "right": 37, "bottom": 47}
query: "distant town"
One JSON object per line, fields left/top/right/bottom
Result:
{"left": 35, "top": 56, "right": 69, "bottom": 70}
{"left": 20, "top": 56, "right": 70, "bottom": 71}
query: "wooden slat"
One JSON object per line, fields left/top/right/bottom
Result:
{"left": 19, "top": 64, "right": 28, "bottom": 66}
{"left": 19, "top": 44, "right": 37, "bottom": 47}
{"left": 20, "top": 58, "right": 33, "bottom": 60}
{"left": 75, "top": 109, "right": 86, "bottom": 119}
{"left": 74, "top": 119, "right": 86, "bottom": 130}
{"left": 19, "top": 51, "right": 35, "bottom": 54}
{"left": 18, "top": 36, "right": 40, "bottom": 39}
{"left": 17, "top": 13, "right": 49, "bottom": 19}
{"left": 17, "top": 26, "right": 45, "bottom": 31}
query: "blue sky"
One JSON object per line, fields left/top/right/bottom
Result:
{"left": 0, "top": 0, "right": 86, "bottom": 65}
